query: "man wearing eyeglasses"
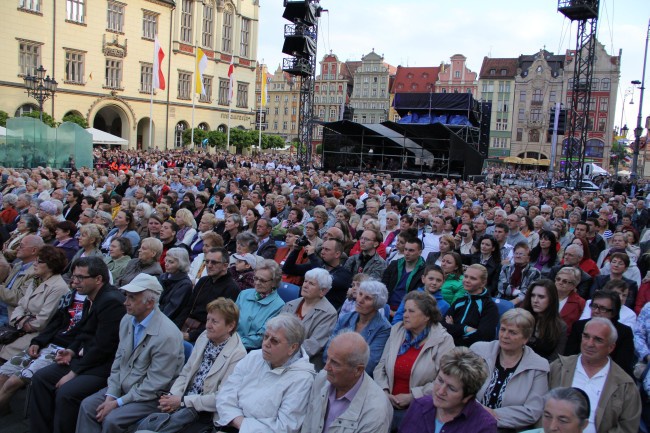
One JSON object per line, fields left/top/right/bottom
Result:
{"left": 0, "top": 234, "right": 44, "bottom": 326}
{"left": 29, "top": 257, "right": 126, "bottom": 433}
{"left": 564, "top": 289, "right": 635, "bottom": 378}
{"left": 177, "top": 247, "right": 239, "bottom": 343}
{"left": 550, "top": 317, "right": 641, "bottom": 433}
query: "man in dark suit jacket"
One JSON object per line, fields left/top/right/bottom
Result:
{"left": 564, "top": 290, "right": 635, "bottom": 377}
{"left": 29, "top": 257, "right": 126, "bottom": 433}
{"left": 255, "top": 217, "right": 278, "bottom": 260}
{"left": 581, "top": 202, "right": 600, "bottom": 221}
{"left": 63, "top": 188, "right": 83, "bottom": 224}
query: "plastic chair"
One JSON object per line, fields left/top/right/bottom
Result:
{"left": 492, "top": 297, "right": 514, "bottom": 338}
{"left": 277, "top": 282, "right": 301, "bottom": 302}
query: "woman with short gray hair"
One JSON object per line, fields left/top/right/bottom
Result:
{"left": 281, "top": 268, "right": 337, "bottom": 369}
{"left": 323, "top": 279, "right": 391, "bottom": 375}
{"left": 158, "top": 248, "right": 193, "bottom": 328}
{"left": 215, "top": 313, "right": 315, "bottom": 433}
{"left": 2, "top": 213, "right": 39, "bottom": 262}
{"left": 470, "top": 308, "right": 550, "bottom": 431}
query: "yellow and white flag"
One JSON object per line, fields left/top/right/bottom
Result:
{"left": 195, "top": 48, "right": 208, "bottom": 96}
{"left": 260, "top": 68, "right": 267, "bottom": 107}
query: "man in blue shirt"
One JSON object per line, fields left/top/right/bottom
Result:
{"left": 76, "top": 274, "right": 184, "bottom": 433}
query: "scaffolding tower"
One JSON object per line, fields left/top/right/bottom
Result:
{"left": 281, "top": 0, "right": 322, "bottom": 168}
{"left": 558, "top": 0, "right": 600, "bottom": 186}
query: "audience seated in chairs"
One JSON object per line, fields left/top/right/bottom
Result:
{"left": 281, "top": 268, "right": 338, "bottom": 369}
{"left": 0, "top": 246, "right": 69, "bottom": 363}
{"left": 134, "top": 298, "right": 246, "bottom": 433}
{"left": 27, "top": 257, "right": 125, "bottom": 433}
{"left": 521, "top": 279, "right": 567, "bottom": 361}
{"left": 235, "top": 259, "right": 285, "bottom": 351}
{"left": 323, "top": 280, "right": 391, "bottom": 376}
{"left": 471, "top": 308, "right": 550, "bottom": 432}
{"left": 442, "top": 264, "right": 499, "bottom": 347}
{"left": 177, "top": 247, "right": 239, "bottom": 344}
{"left": 75, "top": 274, "right": 185, "bottom": 433}
{"left": 214, "top": 314, "right": 315, "bottom": 432}
{"left": 301, "top": 332, "right": 393, "bottom": 433}
{"left": 399, "top": 347, "right": 497, "bottom": 433}
{"left": 375, "top": 291, "right": 455, "bottom": 431}
{"left": 158, "top": 248, "right": 193, "bottom": 329}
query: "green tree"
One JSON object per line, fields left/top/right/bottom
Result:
{"left": 610, "top": 138, "right": 628, "bottom": 170}
{"left": 62, "top": 113, "right": 88, "bottom": 129}
{"left": 21, "top": 111, "right": 58, "bottom": 127}
{"left": 262, "top": 134, "right": 285, "bottom": 149}
{"left": 208, "top": 130, "right": 227, "bottom": 149}
{"left": 228, "top": 128, "right": 257, "bottom": 150}
{"left": 0, "top": 110, "right": 8, "bottom": 127}
{"left": 181, "top": 128, "right": 209, "bottom": 147}
{"left": 315, "top": 144, "right": 323, "bottom": 155}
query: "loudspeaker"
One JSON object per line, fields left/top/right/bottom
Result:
{"left": 478, "top": 101, "right": 491, "bottom": 158}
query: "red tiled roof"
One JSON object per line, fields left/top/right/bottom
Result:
{"left": 390, "top": 65, "right": 440, "bottom": 93}
{"left": 479, "top": 57, "right": 518, "bottom": 79}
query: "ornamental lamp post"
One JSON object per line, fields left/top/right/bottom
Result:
{"left": 617, "top": 124, "right": 629, "bottom": 176}
{"left": 23, "top": 65, "right": 58, "bottom": 123}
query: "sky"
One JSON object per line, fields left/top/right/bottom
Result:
{"left": 257, "top": 0, "right": 650, "bottom": 139}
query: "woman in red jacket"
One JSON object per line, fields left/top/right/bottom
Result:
{"left": 569, "top": 237, "right": 600, "bottom": 279}
{"left": 555, "top": 267, "right": 585, "bottom": 335}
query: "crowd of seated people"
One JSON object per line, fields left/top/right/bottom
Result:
{"left": 0, "top": 149, "right": 649, "bottom": 432}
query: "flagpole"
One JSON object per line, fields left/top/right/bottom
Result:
{"left": 227, "top": 103, "right": 232, "bottom": 154}
{"left": 148, "top": 37, "right": 156, "bottom": 151}
{"left": 258, "top": 61, "right": 264, "bottom": 154}
{"left": 191, "top": 39, "right": 197, "bottom": 151}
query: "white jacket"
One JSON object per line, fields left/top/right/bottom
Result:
{"left": 216, "top": 348, "right": 315, "bottom": 433}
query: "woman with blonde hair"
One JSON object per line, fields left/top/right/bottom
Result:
{"left": 471, "top": 308, "right": 549, "bottom": 431}
{"left": 175, "top": 208, "right": 198, "bottom": 247}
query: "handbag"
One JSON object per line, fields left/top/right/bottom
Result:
{"left": 0, "top": 324, "right": 26, "bottom": 345}
{"left": 136, "top": 407, "right": 199, "bottom": 433}
{"left": 181, "top": 317, "right": 202, "bottom": 334}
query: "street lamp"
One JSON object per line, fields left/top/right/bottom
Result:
{"left": 615, "top": 124, "right": 629, "bottom": 176}
{"left": 23, "top": 65, "right": 58, "bottom": 122}
{"left": 631, "top": 19, "right": 649, "bottom": 181}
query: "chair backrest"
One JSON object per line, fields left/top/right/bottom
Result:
{"left": 492, "top": 297, "right": 514, "bottom": 338}
{"left": 278, "top": 282, "right": 301, "bottom": 302}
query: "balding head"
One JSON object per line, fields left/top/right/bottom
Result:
{"left": 16, "top": 234, "right": 44, "bottom": 262}
{"left": 329, "top": 332, "right": 369, "bottom": 368}
{"left": 324, "top": 227, "right": 344, "bottom": 242}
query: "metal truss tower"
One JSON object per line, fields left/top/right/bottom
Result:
{"left": 557, "top": 0, "right": 600, "bottom": 185}
{"left": 281, "top": 0, "right": 322, "bottom": 168}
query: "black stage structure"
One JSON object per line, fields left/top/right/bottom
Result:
{"left": 321, "top": 93, "right": 487, "bottom": 179}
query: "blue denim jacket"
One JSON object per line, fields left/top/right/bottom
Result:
{"left": 323, "top": 311, "right": 391, "bottom": 375}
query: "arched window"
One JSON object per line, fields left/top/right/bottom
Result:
{"left": 15, "top": 103, "right": 38, "bottom": 117}
{"left": 198, "top": 122, "right": 209, "bottom": 131}
{"left": 175, "top": 121, "right": 188, "bottom": 147}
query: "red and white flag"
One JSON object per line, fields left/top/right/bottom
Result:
{"left": 227, "top": 58, "right": 235, "bottom": 103}
{"left": 153, "top": 36, "right": 165, "bottom": 90}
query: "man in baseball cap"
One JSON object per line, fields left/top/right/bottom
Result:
{"left": 76, "top": 273, "right": 184, "bottom": 433}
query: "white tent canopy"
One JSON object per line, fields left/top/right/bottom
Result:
{"left": 85, "top": 127, "right": 128, "bottom": 146}
{"left": 0, "top": 126, "right": 6, "bottom": 136}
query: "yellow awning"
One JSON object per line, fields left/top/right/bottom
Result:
{"left": 522, "top": 158, "right": 538, "bottom": 165}
{"left": 537, "top": 159, "right": 551, "bottom": 166}
{"left": 504, "top": 156, "right": 522, "bottom": 164}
